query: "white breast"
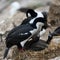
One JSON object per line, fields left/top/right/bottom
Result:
{"left": 37, "top": 29, "right": 46, "bottom": 37}
{"left": 20, "top": 34, "right": 33, "bottom": 47}
{"left": 30, "top": 22, "right": 44, "bottom": 36}
{"left": 20, "top": 39, "right": 28, "bottom": 47}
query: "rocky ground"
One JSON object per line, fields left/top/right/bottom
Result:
{"left": 0, "top": 29, "right": 60, "bottom": 60}
{"left": 0, "top": 0, "right": 60, "bottom": 60}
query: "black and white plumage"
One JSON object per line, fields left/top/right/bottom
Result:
{"left": 21, "top": 9, "right": 47, "bottom": 24}
{"left": 3, "top": 12, "right": 45, "bottom": 59}
{"left": 21, "top": 9, "right": 49, "bottom": 37}
{"left": 24, "top": 32, "right": 53, "bottom": 51}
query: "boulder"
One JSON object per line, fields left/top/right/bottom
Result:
{"left": 48, "top": 0, "right": 60, "bottom": 26}
{"left": 0, "top": 11, "right": 25, "bottom": 34}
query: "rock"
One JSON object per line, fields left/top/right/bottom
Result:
{"left": 52, "top": 36, "right": 60, "bottom": 44}
{"left": 11, "top": 42, "right": 60, "bottom": 60}
{"left": 0, "top": 11, "right": 25, "bottom": 34}
{"left": 48, "top": 0, "right": 60, "bottom": 26}
{"left": 35, "top": 6, "right": 50, "bottom": 12}
{"left": 49, "top": 56, "right": 60, "bottom": 60}
{"left": 6, "top": 46, "right": 19, "bottom": 60}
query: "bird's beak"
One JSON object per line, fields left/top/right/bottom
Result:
{"left": 3, "top": 48, "right": 9, "bottom": 59}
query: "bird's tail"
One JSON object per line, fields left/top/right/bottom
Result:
{"left": 3, "top": 48, "right": 9, "bottom": 59}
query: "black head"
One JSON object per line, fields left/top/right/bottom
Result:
{"left": 3, "top": 48, "right": 9, "bottom": 59}
{"left": 26, "top": 9, "right": 37, "bottom": 17}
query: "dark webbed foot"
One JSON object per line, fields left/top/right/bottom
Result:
{"left": 18, "top": 48, "right": 25, "bottom": 52}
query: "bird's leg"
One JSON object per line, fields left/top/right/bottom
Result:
{"left": 18, "top": 47, "right": 25, "bottom": 52}
{"left": 17, "top": 46, "right": 24, "bottom": 51}
{"left": 17, "top": 42, "right": 25, "bottom": 52}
